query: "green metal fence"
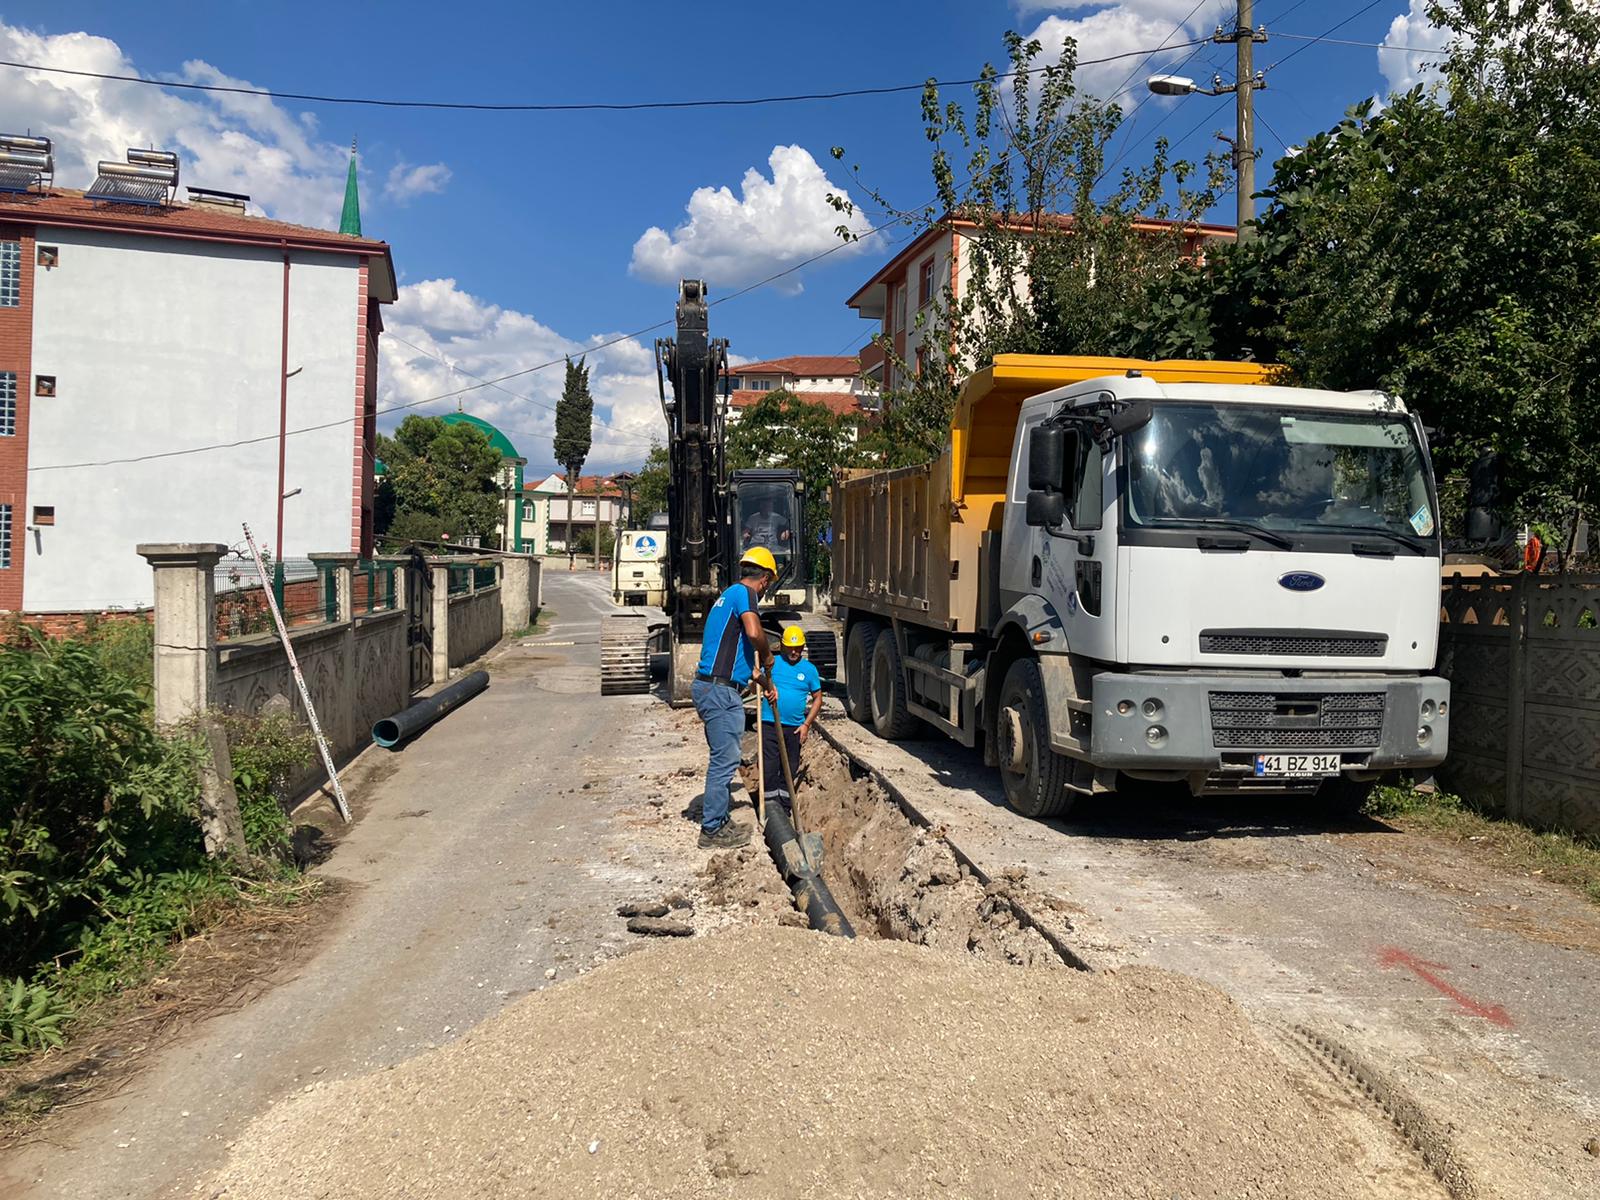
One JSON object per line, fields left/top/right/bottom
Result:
{"left": 473, "top": 562, "right": 499, "bottom": 591}
{"left": 355, "top": 559, "right": 402, "bottom": 614}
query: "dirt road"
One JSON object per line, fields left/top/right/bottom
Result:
{"left": 0, "top": 570, "right": 721, "bottom": 1199}
{"left": 822, "top": 707, "right": 1600, "bottom": 1199}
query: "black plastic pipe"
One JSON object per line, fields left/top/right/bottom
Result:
{"left": 762, "top": 802, "right": 855, "bottom": 938}
{"left": 373, "top": 670, "right": 489, "bottom": 748}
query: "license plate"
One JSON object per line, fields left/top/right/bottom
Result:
{"left": 1254, "top": 753, "right": 1340, "bottom": 778}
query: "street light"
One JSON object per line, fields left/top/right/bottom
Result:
{"left": 1147, "top": 0, "right": 1269, "bottom": 240}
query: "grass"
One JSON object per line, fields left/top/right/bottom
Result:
{"left": 1365, "top": 785, "right": 1600, "bottom": 906}
{"left": 510, "top": 605, "right": 555, "bottom": 639}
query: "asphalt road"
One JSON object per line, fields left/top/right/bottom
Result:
{"left": 1, "top": 569, "right": 708, "bottom": 1200}
{"left": 823, "top": 708, "right": 1600, "bottom": 1200}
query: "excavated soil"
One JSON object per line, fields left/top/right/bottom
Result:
{"left": 788, "top": 734, "right": 1067, "bottom": 966}
{"left": 201, "top": 924, "right": 1423, "bottom": 1200}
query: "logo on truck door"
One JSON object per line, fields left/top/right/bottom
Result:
{"left": 1278, "top": 571, "right": 1326, "bottom": 592}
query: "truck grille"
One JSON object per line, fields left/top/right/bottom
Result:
{"left": 1208, "top": 691, "right": 1385, "bottom": 749}
{"left": 1199, "top": 630, "right": 1387, "bottom": 657}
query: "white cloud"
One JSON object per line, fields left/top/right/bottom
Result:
{"left": 379, "top": 279, "right": 666, "bottom": 475}
{"left": 0, "top": 19, "right": 437, "bottom": 228}
{"left": 1378, "top": 0, "right": 1453, "bottom": 95}
{"left": 629, "top": 145, "right": 877, "bottom": 296}
{"left": 384, "top": 161, "right": 451, "bottom": 203}
{"left": 1019, "top": 2, "right": 1231, "bottom": 101}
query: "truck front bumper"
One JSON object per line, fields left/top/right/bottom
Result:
{"left": 1087, "top": 672, "right": 1450, "bottom": 774}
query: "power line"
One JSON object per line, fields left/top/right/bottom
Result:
{"left": 0, "top": 41, "right": 1205, "bottom": 116}
{"left": 383, "top": 333, "right": 659, "bottom": 447}
{"left": 1263, "top": 0, "right": 1390, "bottom": 73}
{"left": 1272, "top": 32, "right": 1451, "bottom": 54}
{"left": 28, "top": 208, "right": 907, "bottom": 473}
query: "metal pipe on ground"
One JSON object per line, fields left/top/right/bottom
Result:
{"left": 762, "top": 801, "right": 855, "bottom": 939}
{"left": 373, "top": 670, "right": 490, "bottom": 749}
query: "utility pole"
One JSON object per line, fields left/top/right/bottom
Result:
{"left": 1148, "top": 0, "right": 1268, "bottom": 239}
{"left": 1215, "top": 0, "right": 1269, "bottom": 238}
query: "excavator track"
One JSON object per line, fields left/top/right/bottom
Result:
{"left": 599, "top": 613, "right": 652, "bottom": 695}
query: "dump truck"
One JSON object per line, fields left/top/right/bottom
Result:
{"left": 832, "top": 355, "right": 1450, "bottom": 817}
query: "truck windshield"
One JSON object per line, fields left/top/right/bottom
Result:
{"left": 1124, "top": 403, "right": 1435, "bottom": 541}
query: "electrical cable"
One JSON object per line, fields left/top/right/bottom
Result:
{"left": 1262, "top": 0, "right": 1390, "bottom": 73}
{"left": 0, "top": 41, "right": 1204, "bottom": 115}
{"left": 383, "top": 333, "right": 659, "bottom": 447}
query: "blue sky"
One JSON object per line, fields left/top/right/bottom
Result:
{"left": 2, "top": 2, "right": 1449, "bottom": 474}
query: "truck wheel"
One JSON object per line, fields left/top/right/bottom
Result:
{"left": 997, "top": 658, "right": 1076, "bottom": 819}
{"left": 844, "top": 622, "right": 880, "bottom": 725}
{"left": 870, "top": 631, "right": 921, "bottom": 740}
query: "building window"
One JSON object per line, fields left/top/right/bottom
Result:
{"left": 0, "top": 504, "right": 10, "bottom": 568}
{"left": 31, "top": 505, "right": 53, "bottom": 526}
{"left": 748, "top": 378, "right": 774, "bottom": 391}
{"left": 522, "top": 501, "right": 534, "bottom": 520}
{"left": 918, "top": 258, "right": 934, "bottom": 308}
{"left": 0, "top": 372, "right": 13, "bottom": 436}
{"left": 580, "top": 500, "right": 597, "bottom": 518}
{"left": 0, "top": 242, "right": 19, "bottom": 307}
{"left": 894, "top": 283, "right": 907, "bottom": 332}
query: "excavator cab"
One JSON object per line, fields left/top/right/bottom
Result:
{"left": 730, "top": 470, "right": 804, "bottom": 600}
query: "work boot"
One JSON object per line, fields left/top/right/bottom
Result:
{"left": 698, "top": 821, "right": 751, "bottom": 850}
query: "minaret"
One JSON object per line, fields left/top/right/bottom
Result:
{"left": 339, "top": 137, "right": 362, "bottom": 236}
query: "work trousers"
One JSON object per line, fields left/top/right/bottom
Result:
{"left": 760, "top": 720, "right": 802, "bottom": 814}
{"left": 691, "top": 678, "right": 744, "bottom": 834}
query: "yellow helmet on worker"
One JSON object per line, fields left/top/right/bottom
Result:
{"left": 740, "top": 546, "right": 778, "bottom": 575}
{"left": 781, "top": 625, "right": 806, "bottom": 648}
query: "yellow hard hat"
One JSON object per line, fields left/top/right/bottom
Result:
{"left": 740, "top": 545, "right": 778, "bottom": 574}
{"left": 781, "top": 625, "right": 806, "bottom": 648}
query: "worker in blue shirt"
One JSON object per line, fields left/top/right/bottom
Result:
{"left": 691, "top": 546, "right": 777, "bottom": 849}
{"left": 760, "top": 626, "right": 824, "bottom": 815}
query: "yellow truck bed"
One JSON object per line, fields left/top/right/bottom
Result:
{"left": 832, "top": 355, "right": 1275, "bottom": 633}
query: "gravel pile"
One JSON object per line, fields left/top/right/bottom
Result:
{"left": 203, "top": 925, "right": 1404, "bottom": 1199}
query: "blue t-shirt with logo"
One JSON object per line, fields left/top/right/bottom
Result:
{"left": 696, "top": 583, "right": 758, "bottom": 686}
{"left": 761, "top": 655, "right": 821, "bottom": 727}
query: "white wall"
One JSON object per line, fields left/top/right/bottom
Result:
{"left": 25, "top": 229, "right": 360, "bottom": 609}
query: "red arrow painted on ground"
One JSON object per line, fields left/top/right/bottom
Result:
{"left": 1377, "top": 945, "right": 1513, "bottom": 1028}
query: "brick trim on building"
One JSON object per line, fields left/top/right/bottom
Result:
{"left": 351, "top": 258, "right": 370, "bottom": 555}
{"left": 0, "top": 222, "right": 35, "bottom": 611}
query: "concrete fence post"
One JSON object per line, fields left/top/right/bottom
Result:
{"left": 430, "top": 560, "right": 451, "bottom": 682}
{"left": 500, "top": 554, "right": 533, "bottom": 637}
{"left": 138, "top": 542, "right": 227, "bottom": 727}
{"left": 309, "top": 552, "right": 359, "bottom": 624}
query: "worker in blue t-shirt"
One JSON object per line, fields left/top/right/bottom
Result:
{"left": 691, "top": 547, "right": 777, "bottom": 849}
{"left": 759, "top": 626, "right": 824, "bottom": 816}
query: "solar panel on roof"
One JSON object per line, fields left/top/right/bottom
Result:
{"left": 86, "top": 150, "right": 179, "bottom": 209}
{"left": 0, "top": 134, "right": 53, "bottom": 195}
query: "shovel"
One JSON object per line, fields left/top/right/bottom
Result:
{"left": 751, "top": 682, "right": 766, "bottom": 830}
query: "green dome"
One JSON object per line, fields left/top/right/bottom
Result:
{"left": 441, "top": 412, "right": 523, "bottom": 461}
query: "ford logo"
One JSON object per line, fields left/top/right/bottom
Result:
{"left": 1278, "top": 572, "right": 1325, "bottom": 592}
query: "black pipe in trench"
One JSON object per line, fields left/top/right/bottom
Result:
{"left": 762, "top": 799, "right": 855, "bottom": 939}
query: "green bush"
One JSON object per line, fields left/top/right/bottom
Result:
{"left": 211, "top": 710, "right": 317, "bottom": 858}
{"left": 0, "top": 977, "right": 70, "bottom": 1060}
{"left": 0, "top": 635, "right": 204, "bottom": 978}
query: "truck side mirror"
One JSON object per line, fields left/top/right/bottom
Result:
{"left": 1029, "top": 426, "right": 1065, "bottom": 490}
{"left": 1025, "top": 491, "right": 1065, "bottom": 528}
{"left": 1106, "top": 401, "right": 1153, "bottom": 439}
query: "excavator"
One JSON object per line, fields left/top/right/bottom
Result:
{"left": 599, "top": 279, "right": 836, "bottom": 701}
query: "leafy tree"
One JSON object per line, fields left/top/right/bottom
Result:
{"left": 630, "top": 444, "right": 670, "bottom": 527}
{"left": 374, "top": 416, "right": 504, "bottom": 550}
{"left": 1135, "top": 0, "right": 1600, "bottom": 529}
{"left": 831, "top": 30, "right": 1224, "bottom": 465}
{"left": 553, "top": 356, "right": 595, "bottom": 565}
{"left": 727, "top": 390, "right": 864, "bottom": 583}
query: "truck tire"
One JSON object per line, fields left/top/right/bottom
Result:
{"left": 870, "top": 630, "right": 921, "bottom": 740}
{"left": 997, "top": 658, "right": 1076, "bottom": 820}
{"left": 844, "top": 621, "right": 880, "bottom": 725}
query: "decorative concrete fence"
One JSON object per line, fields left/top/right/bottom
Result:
{"left": 139, "top": 544, "right": 543, "bottom": 804}
{"left": 1437, "top": 574, "right": 1600, "bottom": 837}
